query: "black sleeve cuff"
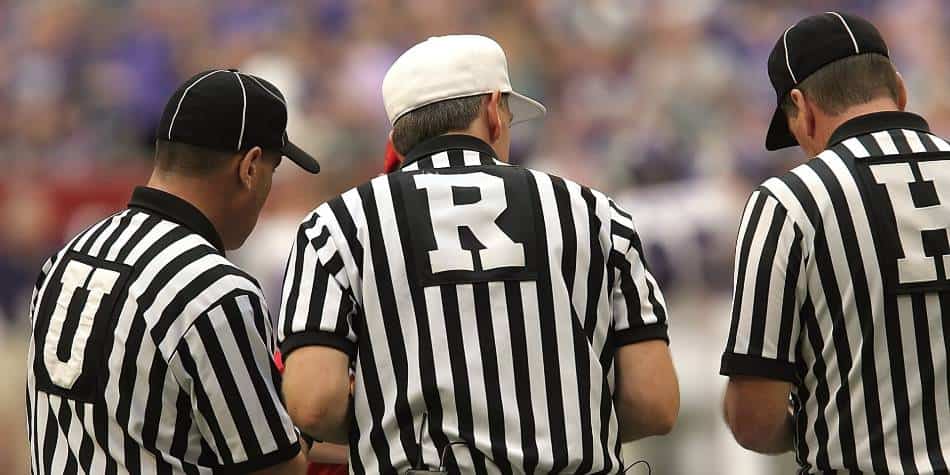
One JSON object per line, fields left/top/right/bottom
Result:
{"left": 720, "top": 352, "right": 798, "bottom": 383}
{"left": 614, "top": 323, "right": 670, "bottom": 347}
{"left": 281, "top": 331, "right": 356, "bottom": 360}
{"left": 219, "top": 441, "right": 300, "bottom": 474}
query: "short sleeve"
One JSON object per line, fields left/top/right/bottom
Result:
{"left": 168, "top": 290, "right": 300, "bottom": 473}
{"left": 607, "top": 200, "right": 670, "bottom": 346}
{"left": 720, "top": 189, "right": 807, "bottom": 383}
{"left": 278, "top": 211, "right": 358, "bottom": 360}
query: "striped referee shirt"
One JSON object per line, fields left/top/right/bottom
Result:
{"left": 27, "top": 187, "right": 299, "bottom": 474}
{"left": 721, "top": 111, "right": 950, "bottom": 474}
{"left": 278, "top": 134, "right": 669, "bottom": 474}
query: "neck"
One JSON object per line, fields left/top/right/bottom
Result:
{"left": 146, "top": 171, "right": 230, "bottom": 246}
{"left": 818, "top": 98, "right": 902, "bottom": 151}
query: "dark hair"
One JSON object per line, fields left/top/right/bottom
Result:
{"left": 391, "top": 93, "right": 509, "bottom": 156}
{"left": 153, "top": 140, "right": 236, "bottom": 176}
{"left": 781, "top": 53, "right": 901, "bottom": 117}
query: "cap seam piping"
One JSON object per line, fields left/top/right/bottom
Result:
{"left": 782, "top": 25, "right": 797, "bottom": 83}
{"left": 246, "top": 75, "right": 286, "bottom": 106}
{"left": 233, "top": 72, "right": 247, "bottom": 150}
{"left": 167, "top": 69, "right": 226, "bottom": 140}
{"left": 827, "top": 12, "right": 860, "bottom": 54}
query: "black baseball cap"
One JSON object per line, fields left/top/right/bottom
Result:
{"left": 157, "top": 69, "right": 320, "bottom": 173}
{"left": 766, "top": 12, "right": 890, "bottom": 151}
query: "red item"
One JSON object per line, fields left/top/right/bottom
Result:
{"left": 384, "top": 138, "right": 403, "bottom": 173}
{"left": 274, "top": 350, "right": 348, "bottom": 474}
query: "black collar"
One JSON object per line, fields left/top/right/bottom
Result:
{"left": 128, "top": 186, "right": 225, "bottom": 252}
{"left": 401, "top": 134, "right": 499, "bottom": 169}
{"left": 828, "top": 111, "right": 931, "bottom": 148}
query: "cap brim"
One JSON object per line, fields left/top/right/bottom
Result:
{"left": 765, "top": 106, "right": 798, "bottom": 151}
{"left": 508, "top": 91, "right": 546, "bottom": 125}
{"left": 281, "top": 140, "right": 320, "bottom": 174}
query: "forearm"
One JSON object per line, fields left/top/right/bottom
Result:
{"left": 308, "top": 442, "right": 349, "bottom": 464}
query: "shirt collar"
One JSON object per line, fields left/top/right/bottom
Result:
{"left": 128, "top": 186, "right": 225, "bottom": 252}
{"left": 401, "top": 134, "right": 499, "bottom": 169}
{"left": 828, "top": 111, "right": 931, "bottom": 148}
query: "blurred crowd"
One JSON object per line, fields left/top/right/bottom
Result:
{"left": 2, "top": 0, "right": 949, "bottom": 472}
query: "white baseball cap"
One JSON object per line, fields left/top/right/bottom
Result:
{"left": 382, "top": 35, "right": 546, "bottom": 126}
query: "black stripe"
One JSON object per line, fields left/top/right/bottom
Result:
{"left": 357, "top": 182, "right": 419, "bottom": 467}
{"left": 96, "top": 212, "right": 135, "bottom": 260}
{"left": 281, "top": 213, "right": 318, "bottom": 339}
{"left": 775, "top": 226, "right": 803, "bottom": 362}
{"left": 857, "top": 134, "right": 884, "bottom": 157}
{"left": 387, "top": 174, "right": 452, "bottom": 466}
{"left": 174, "top": 339, "right": 234, "bottom": 464}
{"left": 140, "top": 353, "right": 172, "bottom": 471}
{"left": 168, "top": 388, "right": 192, "bottom": 463}
{"left": 193, "top": 311, "right": 265, "bottom": 459}
{"left": 800, "top": 300, "right": 833, "bottom": 470}
{"left": 42, "top": 399, "right": 57, "bottom": 474}
{"left": 327, "top": 197, "right": 364, "bottom": 277}
{"left": 883, "top": 293, "right": 917, "bottom": 473}
{"left": 806, "top": 191, "right": 859, "bottom": 468}
{"left": 911, "top": 294, "right": 948, "bottom": 471}
{"left": 115, "top": 214, "right": 161, "bottom": 263}
{"left": 580, "top": 187, "right": 606, "bottom": 342}
{"left": 150, "top": 262, "right": 248, "bottom": 342}
{"left": 447, "top": 148, "right": 466, "bottom": 168}
{"left": 628, "top": 230, "right": 666, "bottom": 324}
{"left": 54, "top": 397, "right": 80, "bottom": 474}
{"left": 525, "top": 172, "right": 569, "bottom": 472}
{"left": 746, "top": 202, "right": 787, "bottom": 356}
{"left": 223, "top": 295, "right": 295, "bottom": 450}
{"left": 471, "top": 282, "right": 512, "bottom": 473}
{"left": 73, "top": 401, "right": 94, "bottom": 473}
{"left": 832, "top": 149, "right": 892, "bottom": 472}
{"left": 77, "top": 213, "right": 119, "bottom": 255}
{"left": 503, "top": 281, "right": 538, "bottom": 473}
{"left": 439, "top": 285, "right": 487, "bottom": 473}
{"left": 921, "top": 133, "right": 942, "bottom": 152}
{"left": 887, "top": 129, "right": 913, "bottom": 154}
{"left": 726, "top": 192, "right": 768, "bottom": 351}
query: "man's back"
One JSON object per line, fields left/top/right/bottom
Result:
{"left": 28, "top": 188, "right": 299, "bottom": 474}
{"left": 724, "top": 112, "right": 950, "bottom": 473}
{"left": 278, "top": 135, "right": 669, "bottom": 473}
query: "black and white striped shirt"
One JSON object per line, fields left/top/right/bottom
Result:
{"left": 278, "top": 134, "right": 669, "bottom": 474}
{"left": 721, "top": 112, "right": 950, "bottom": 474}
{"left": 27, "top": 187, "right": 299, "bottom": 475}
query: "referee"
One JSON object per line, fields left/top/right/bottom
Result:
{"left": 721, "top": 12, "right": 950, "bottom": 474}
{"left": 27, "top": 69, "right": 320, "bottom": 474}
{"left": 278, "top": 35, "right": 679, "bottom": 474}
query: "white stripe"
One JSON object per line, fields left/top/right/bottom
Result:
{"left": 422, "top": 286, "right": 459, "bottom": 467}
{"left": 897, "top": 295, "right": 926, "bottom": 471}
{"left": 402, "top": 162, "right": 420, "bottom": 172}
{"left": 486, "top": 281, "right": 525, "bottom": 467}
{"left": 531, "top": 170, "right": 583, "bottom": 470}
{"left": 872, "top": 131, "right": 899, "bottom": 155}
{"left": 246, "top": 75, "right": 286, "bottom": 105}
{"left": 106, "top": 212, "right": 148, "bottom": 261}
{"left": 462, "top": 149, "right": 481, "bottom": 166}
{"left": 519, "top": 280, "right": 553, "bottom": 469}
{"left": 87, "top": 211, "right": 128, "bottom": 257}
{"left": 456, "top": 284, "right": 493, "bottom": 470}
{"left": 431, "top": 151, "right": 450, "bottom": 168}
{"left": 842, "top": 137, "right": 871, "bottom": 158}
{"left": 168, "top": 70, "right": 226, "bottom": 140}
{"left": 927, "top": 134, "right": 950, "bottom": 151}
{"left": 827, "top": 12, "right": 860, "bottom": 54}
{"left": 233, "top": 72, "right": 247, "bottom": 150}
{"left": 758, "top": 217, "right": 795, "bottom": 360}
{"left": 734, "top": 198, "right": 778, "bottom": 355}
{"left": 903, "top": 129, "right": 927, "bottom": 153}
{"left": 783, "top": 26, "right": 798, "bottom": 83}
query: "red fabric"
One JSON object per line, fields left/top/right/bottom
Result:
{"left": 384, "top": 138, "right": 402, "bottom": 173}
{"left": 308, "top": 464, "right": 349, "bottom": 475}
{"left": 274, "top": 350, "right": 347, "bottom": 474}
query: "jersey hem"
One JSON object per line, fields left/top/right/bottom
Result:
{"left": 719, "top": 352, "right": 797, "bottom": 383}
{"left": 281, "top": 331, "right": 356, "bottom": 360}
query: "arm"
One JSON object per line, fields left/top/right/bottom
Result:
{"left": 614, "top": 340, "right": 679, "bottom": 441}
{"left": 283, "top": 346, "right": 351, "bottom": 444}
{"left": 723, "top": 377, "right": 795, "bottom": 453}
{"left": 308, "top": 443, "right": 349, "bottom": 464}
{"left": 278, "top": 211, "right": 359, "bottom": 444}
{"left": 719, "top": 190, "right": 806, "bottom": 454}
{"left": 168, "top": 289, "right": 305, "bottom": 473}
{"left": 607, "top": 200, "right": 680, "bottom": 442}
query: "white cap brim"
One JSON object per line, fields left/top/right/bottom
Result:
{"left": 508, "top": 91, "right": 546, "bottom": 125}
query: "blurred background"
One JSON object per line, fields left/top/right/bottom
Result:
{"left": 2, "top": 0, "right": 949, "bottom": 473}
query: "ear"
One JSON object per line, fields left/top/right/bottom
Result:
{"left": 895, "top": 71, "right": 908, "bottom": 111}
{"left": 237, "top": 146, "right": 264, "bottom": 190}
{"left": 790, "top": 89, "right": 817, "bottom": 140}
{"left": 485, "top": 91, "right": 504, "bottom": 143}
